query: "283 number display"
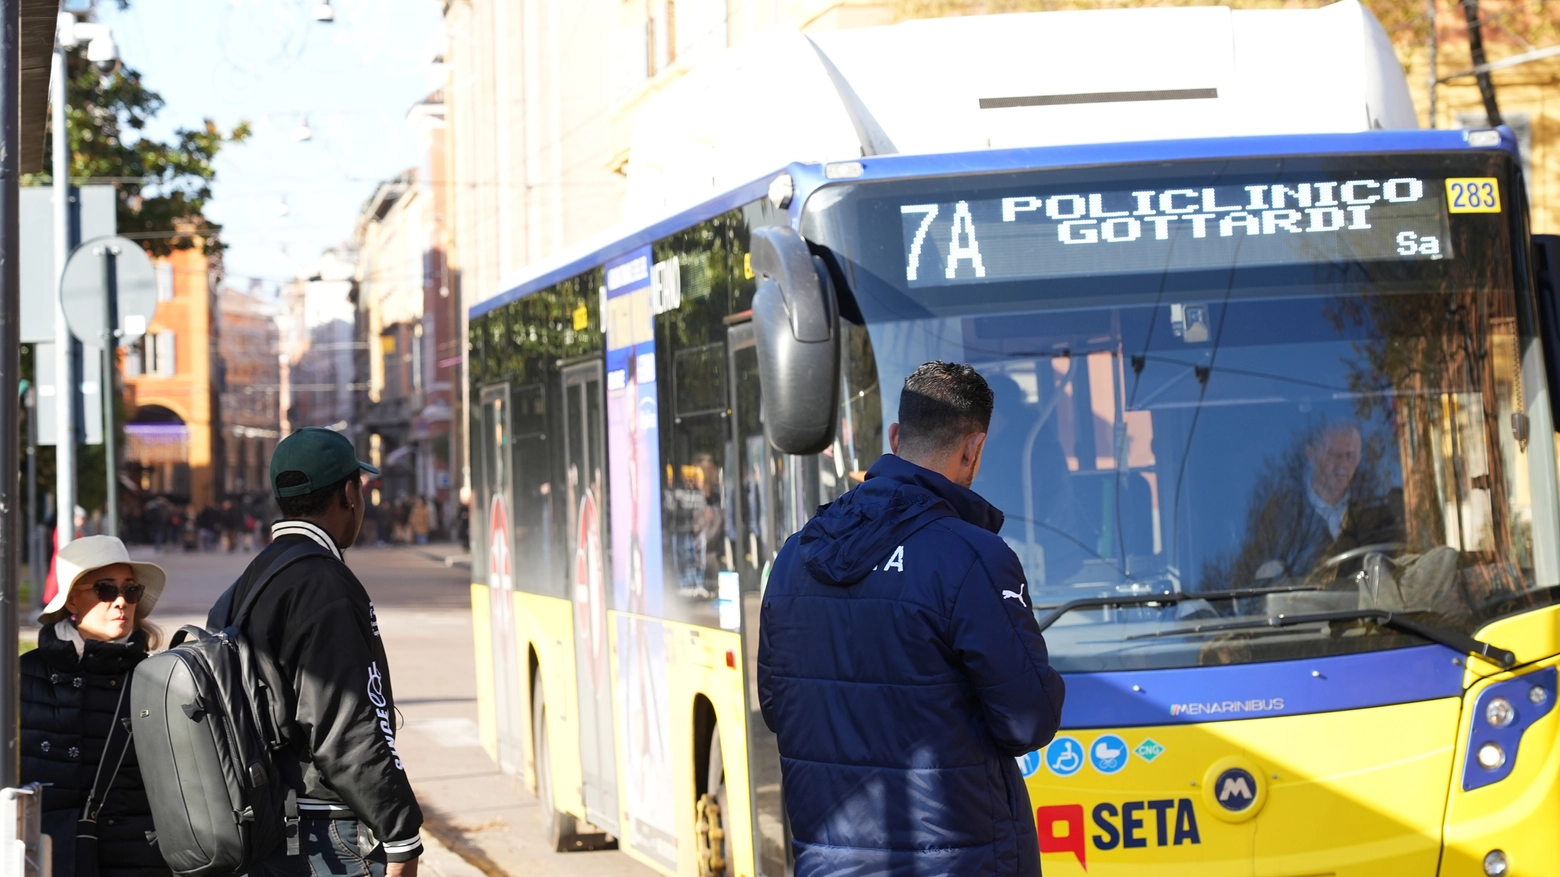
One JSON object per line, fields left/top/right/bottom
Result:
{"left": 1446, "top": 178, "right": 1501, "bottom": 214}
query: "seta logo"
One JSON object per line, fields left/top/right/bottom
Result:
{"left": 1092, "top": 799, "right": 1200, "bottom": 850}
{"left": 1037, "top": 799, "right": 1202, "bottom": 868}
{"left": 1170, "top": 697, "right": 1284, "bottom": 717}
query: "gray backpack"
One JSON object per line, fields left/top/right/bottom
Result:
{"left": 131, "top": 542, "right": 328, "bottom": 876}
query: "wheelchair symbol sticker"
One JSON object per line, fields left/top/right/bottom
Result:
{"left": 1045, "top": 736, "right": 1084, "bottom": 777}
{"left": 1090, "top": 734, "right": 1129, "bottom": 774}
{"left": 1017, "top": 750, "right": 1043, "bottom": 778}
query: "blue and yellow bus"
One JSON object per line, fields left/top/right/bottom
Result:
{"left": 468, "top": 121, "right": 1560, "bottom": 877}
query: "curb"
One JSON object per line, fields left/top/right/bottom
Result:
{"left": 399, "top": 544, "right": 472, "bottom": 570}
{"left": 420, "top": 808, "right": 509, "bottom": 877}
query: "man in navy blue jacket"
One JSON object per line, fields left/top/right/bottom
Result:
{"left": 759, "top": 361, "right": 1066, "bottom": 877}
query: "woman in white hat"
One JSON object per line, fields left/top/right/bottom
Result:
{"left": 22, "top": 535, "right": 171, "bottom": 877}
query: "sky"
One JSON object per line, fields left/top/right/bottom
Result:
{"left": 96, "top": 0, "right": 446, "bottom": 292}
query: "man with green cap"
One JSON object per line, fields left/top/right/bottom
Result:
{"left": 210, "top": 427, "right": 423, "bottom": 877}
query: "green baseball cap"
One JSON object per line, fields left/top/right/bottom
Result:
{"left": 270, "top": 427, "right": 381, "bottom": 498}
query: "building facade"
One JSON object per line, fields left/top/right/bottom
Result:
{"left": 216, "top": 283, "right": 282, "bottom": 503}
{"left": 122, "top": 241, "right": 219, "bottom": 507}
{"left": 354, "top": 91, "right": 459, "bottom": 523}
{"left": 280, "top": 247, "right": 360, "bottom": 435}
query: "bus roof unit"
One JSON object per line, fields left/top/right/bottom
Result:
{"left": 626, "top": 0, "right": 1415, "bottom": 218}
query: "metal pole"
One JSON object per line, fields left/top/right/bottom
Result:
{"left": 52, "top": 38, "right": 74, "bottom": 556}
{"left": 100, "top": 247, "right": 118, "bottom": 539}
{"left": 0, "top": 0, "right": 24, "bottom": 789}
{"left": 1427, "top": 0, "right": 1438, "bottom": 127}
{"left": 1462, "top": 0, "right": 1503, "bottom": 126}
{"left": 24, "top": 384, "right": 36, "bottom": 608}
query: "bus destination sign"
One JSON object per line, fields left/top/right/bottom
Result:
{"left": 899, "top": 178, "right": 1454, "bottom": 287}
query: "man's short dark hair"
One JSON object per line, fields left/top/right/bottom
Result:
{"left": 276, "top": 470, "right": 354, "bottom": 519}
{"left": 897, "top": 361, "right": 995, "bottom": 454}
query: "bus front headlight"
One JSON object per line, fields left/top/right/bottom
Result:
{"left": 1476, "top": 741, "right": 1506, "bottom": 770}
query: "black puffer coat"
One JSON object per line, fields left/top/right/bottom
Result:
{"left": 21, "top": 623, "right": 169, "bottom": 877}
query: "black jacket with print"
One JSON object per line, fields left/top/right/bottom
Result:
{"left": 213, "top": 531, "right": 424, "bottom": 861}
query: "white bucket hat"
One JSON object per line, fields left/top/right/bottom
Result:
{"left": 41, "top": 535, "right": 167, "bottom": 625}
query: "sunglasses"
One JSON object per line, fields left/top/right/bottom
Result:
{"left": 91, "top": 583, "right": 145, "bottom": 604}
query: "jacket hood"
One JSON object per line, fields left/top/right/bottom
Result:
{"left": 798, "top": 454, "right": 1005, "bottom": 586}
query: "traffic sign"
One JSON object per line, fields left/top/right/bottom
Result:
{"left": 60, "top": 235, "right": 157, "bottom": 349}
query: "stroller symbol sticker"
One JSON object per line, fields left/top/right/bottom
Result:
{"left": 1090, "top": 734, "right": 1129, "bottom": 774}
{"left": 1045, "top": 737, "right": 1084, "bottom": 777}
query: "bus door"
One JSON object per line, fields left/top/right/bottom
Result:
{"left": 561, "top": 361, "right": 618, "bottom": 832}
{"left": 727, "top": 321, "right": 793, "bottom": 877}
{"left": 479, "top": 383, "right": 526, "bottom": 777}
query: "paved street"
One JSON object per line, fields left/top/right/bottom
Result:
{"left": 118, "top": 541, "right": 656, "bottom": 877}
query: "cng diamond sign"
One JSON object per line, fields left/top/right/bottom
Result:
{"left": 1134, "top": 739, "right": 1166, "bottom": 763}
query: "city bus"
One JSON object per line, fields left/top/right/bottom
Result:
{"left": 465, "top": 6, "right": 1560, "bottom": 877}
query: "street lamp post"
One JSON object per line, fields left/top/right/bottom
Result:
{"left": 0, "top": 0, "right": 23, "bottom": 790}
{"left": 52, "top": 21, "right": 74, "bottom": 558}
{"left": 53, "top": 9, "right": 120, "bottom": 550}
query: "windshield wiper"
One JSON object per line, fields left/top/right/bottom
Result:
{"left": 1032, "top": 584, "right": 1322, "bottom": 633}
{"left": 1121, "top": 609, "right": 1516, "bottom": 668}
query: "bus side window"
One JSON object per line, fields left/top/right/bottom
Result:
{"left": 656, "top": 215, "right": 738, "bottom": 625}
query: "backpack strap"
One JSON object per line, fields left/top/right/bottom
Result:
{"left": 215, "top": 541, "right": 335, "bottom": 630}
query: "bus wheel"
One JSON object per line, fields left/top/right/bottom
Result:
{"left": 696, "top": 724, "right": 730, "bottom": 877}
{"left": 533, "top": 677, "right": 580, "bottom": 851}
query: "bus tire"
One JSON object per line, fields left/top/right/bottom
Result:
{"left": 532, "top": 677, "right": 580, "bottom": 851}
{"left": 697, "top": 723, "right": 731, "bottom": 877}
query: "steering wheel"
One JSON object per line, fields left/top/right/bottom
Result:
{"left": 1320, "top": 542, "right": 1407, "bottom": 569}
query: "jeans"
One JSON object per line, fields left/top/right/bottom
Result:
{"left": 247, "top": 818, "right": 387, "bottom": 877}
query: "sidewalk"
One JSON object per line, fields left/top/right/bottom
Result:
{"left": 370, "top": 549, "right": 656, "bottom": 877}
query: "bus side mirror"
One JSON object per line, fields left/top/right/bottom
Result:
{"left": 750, "top": 226, "right": 840, "bottom": 455}
{"left": 1533, "top": 234, "right": 1560, "bottom": 429}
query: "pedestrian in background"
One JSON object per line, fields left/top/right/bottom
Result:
{"left": 393, "top": 496, "right": 411, "bottom": 545}
{"left": 181, "top": 505, "right": 198, "bottom": 552}
{"left": 220, "top": 427, "right": 423, "bottom": 877}
{"left": 221, "top": 499, "right": 242, "bottom": 552}
{"left": 23, "top": 535, "right": 169, "bottom": 877}
{"left": 145, "top": 498, "right": 170, "bottom": 553}
{"left": 196, "top": 504, "right": 220, "bottom": 552}
{"left": 759, "top": 361, "right": 1066, "bottom": 877}
{"left": 409, "top": 497, "right": 430, "bottom": 545}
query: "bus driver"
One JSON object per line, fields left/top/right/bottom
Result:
{"left": 1224, "top": 421, "right": 1406, "bottom": 589}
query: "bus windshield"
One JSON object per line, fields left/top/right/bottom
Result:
{"left": 803, "top": 151, "right": 1560, "bottom": 672}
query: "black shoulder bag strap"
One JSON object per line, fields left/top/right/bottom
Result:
{"left": 77, "top": 681, "right": 135, "bottom": 873}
